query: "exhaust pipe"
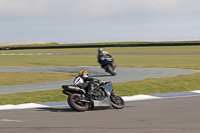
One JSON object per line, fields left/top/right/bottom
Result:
{"left": 68, "top": 86, "right": 81, "bottom": 91}
{"left": 62, "top": 85, "right": 81, "bottom": 92}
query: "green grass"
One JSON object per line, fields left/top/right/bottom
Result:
{"left": 0, "top": 55, "right": 97, "bottom": 66}
{"left": 0, "top": 72, "right": 199, "bottom": 105}
{"left": 113, "top": 72, "right": 200, "bottom": 96}
{"left": 115, "top": 55, "right": 200, "bottom": 70}
{"left": 0, "top": 46, "right": 200, "bottom": 105}
{"left": 0, "top": 72, "right": 76, "bottom": 86}
{"left": 0, "top": 89, "right": 65, "bottom": 105}
{"left": 0, "top": 55, "right": 200, "bottom": 70}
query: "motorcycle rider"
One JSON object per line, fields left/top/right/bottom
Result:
{"left": 73, "top": 70, "right": 104, "bottom": 97}
{"left": 97, "top": 48, "right": 112, "bottom": 66}
{"left": 97, "top": 48, "right": 116, "bottom": 68}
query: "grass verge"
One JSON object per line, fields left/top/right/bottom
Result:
{"left": 0, "top": 72, "right": 199, "bottom": 105}
{"left": 1, "top": 46, "right": 200, "bottom": 54}
{"left": 0, "top": 72, "right": 76, "bottom": 86}
{"left": 114, "top": 72, "right": 200, "bottom": 96}
{"left": 0, "top": 55, "right": 200, "bottom": 70}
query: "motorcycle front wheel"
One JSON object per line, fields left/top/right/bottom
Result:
{"left": 68, "top": 93, "right": 89, "bottom": 112}
{"left": 110, "top": 93, "right": 125, "bottom": 109}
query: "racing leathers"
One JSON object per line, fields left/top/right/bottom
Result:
{"left": 74, "top": 76, "right": 103, "bottom": 97}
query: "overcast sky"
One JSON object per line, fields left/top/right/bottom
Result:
{"left": 1, "top": 0, "right": 200, "bottom": 44}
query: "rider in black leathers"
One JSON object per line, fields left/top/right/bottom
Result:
{"left": 74, "top": 70, "right": 104, "bottom": 97}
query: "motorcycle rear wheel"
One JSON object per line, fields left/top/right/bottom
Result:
{"left": 106, "top": 64, "right": 116, "bottom": 76}
{"left": 68, "top": 93, "right": 89, "bottom": 112}
{"left": 110, "top": 93, "right": 125, "bottom": 109}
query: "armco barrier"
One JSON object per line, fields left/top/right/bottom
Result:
{"left": 1, "top": 42, "right": 200, "bottom": 50}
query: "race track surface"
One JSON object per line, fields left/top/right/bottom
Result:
{"left": 1, "top": 96, "right": 200, "bottom": 133}
{"left": 1, "top": 66, "right": 200, "bottom": 133}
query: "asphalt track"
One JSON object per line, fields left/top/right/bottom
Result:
{"left": 1, "top": 66, "right": 200, "bottom": 133}
{"left": 1, "top": 96, "right": 200, "bottom": 133}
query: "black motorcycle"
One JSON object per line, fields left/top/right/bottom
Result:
{"left": 62, "top": 81, "right": 125, "bottom": 112}
{"left": 101, "top": 57, "right": 117, "bottom": 76}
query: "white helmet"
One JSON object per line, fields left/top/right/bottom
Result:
{"left": 73, "top": 76, "right": 84, "bottom": 85}
{"left": 98, "top": 48, "right": 103, "bottom": 52}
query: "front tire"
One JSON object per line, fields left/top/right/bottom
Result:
{"left": 68, "top": 93, "right": 89, "bottom": 112}
{"left": 110, "top": 93, "right": 125, "bottom": 109}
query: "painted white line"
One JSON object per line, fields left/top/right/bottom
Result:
{"left": 0, "top": 103, "right": 48, "bottom": 110}
{"left": 190, "top": 90, "right": 200, "bottom": 93}
{"left": 77, "top": 66, "right": 91, "bottom": 67}
{"left": 18, "top": 53, "right": 25, "bottom": 55}
{"left": 122, "top": 94, "right": 161, "bottom": 101}
{"left": 1, "top": 119, "right": 22, "bottom": 122}
{"left": 27, "top": 53, "right": 33, "bottom": 55}
{"left": 0, "top": 95, "right": 159, "bottom": 110}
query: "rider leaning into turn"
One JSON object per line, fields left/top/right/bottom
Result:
{"left": 97, "top": 48, "right": 116, "bottom": 68}
{"left": 73, "top": 70, "right": 104, "bottom": 97}
{"left": 97, "top": 48, "right": 112, "bottom": 65}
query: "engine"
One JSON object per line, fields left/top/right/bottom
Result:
{"left": 92, "top": 88, "right": 106, "bottom": 101}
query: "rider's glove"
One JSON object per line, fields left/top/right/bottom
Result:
{"left": 100, "top": 80, "right": 105, "bottom": 85}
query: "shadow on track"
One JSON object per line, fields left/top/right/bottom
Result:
{"left": 36, "top": 106, "right": 114, "bottom": 112}
{"left": 36, "top": 107, "right": 74, "bottom": 112}
{"left": 91, "top": 74, "right": 111, "bottom": 77}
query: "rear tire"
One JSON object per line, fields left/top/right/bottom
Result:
{"left": 106, "top": 64, "right": 116, "bottom": 76}
{"left": 68, "top": 93, "right": 89, "bottom": 112}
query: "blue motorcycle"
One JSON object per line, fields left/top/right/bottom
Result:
{"left": 101, "top": 57, "right": 117, "bottom": 76}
